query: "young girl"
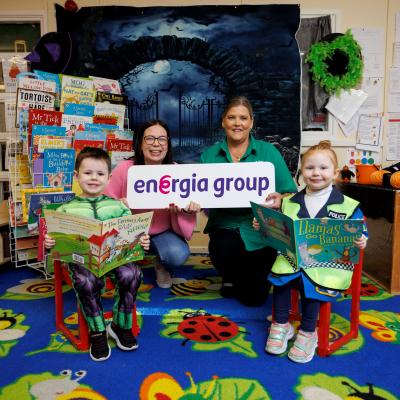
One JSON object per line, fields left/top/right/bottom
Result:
{"left": 258, "top": 140, "right": 367, "bottom": 363}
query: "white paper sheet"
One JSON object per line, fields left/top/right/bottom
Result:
{"left": 388, "top": 93, "right": 400, "bottom": 113}
{"left": 387, "top": 116, "right": 400, "bottom": 160}
{"left": 355, "top": 114, "right": 382, "bottom": 151}
{"left": 338, "top": 111, "right": 360, "bottom": 137}
{"left": 352, "top": 27, "right": 385, "bottom": 77}
{"left": 390, "top": 67, "right": 400, "bottom": 92}
{"left": 325, "top": 89, "right": 368, "bottom": 124}
{"left": 396, "top": 12, "right": 400, "bottom": 42}
{"left": 393, "top": 42, "right": 400, "bottom": 67}
{"left": 359, "top": 77, "right": 384, "bottom": 114}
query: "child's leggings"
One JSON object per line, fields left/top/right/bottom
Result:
{"left": 273, "top": 277, "right": 321, "bottom": 332}
{"left": 68, "top": 262, "right": 142, "bottom": 333}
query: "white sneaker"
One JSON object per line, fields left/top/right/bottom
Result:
{"left": 288, "top": 329, "right": 318, "bottom": 363}
{"left": 155, "top": 264, "right": 172, "bottom": 289}
{"left": 265, "top": 322, "right": 295, "bottom": 355}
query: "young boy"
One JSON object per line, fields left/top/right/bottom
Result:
{"left": 45, "top": 147, "right": 150, "bottom": 361}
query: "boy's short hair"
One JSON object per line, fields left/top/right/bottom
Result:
{"left": 75, "top": 147, "right": 112, "bottom": 173}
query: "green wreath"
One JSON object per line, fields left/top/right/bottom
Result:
{"left": 306, "top": 30, "right": 363, "bottom": 95}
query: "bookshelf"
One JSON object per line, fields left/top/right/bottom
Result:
{"left": 0, "top": 133, "right": 10, "bottom": 265}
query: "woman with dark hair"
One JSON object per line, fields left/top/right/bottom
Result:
{"left": 105, "top": 119, "right": 200, "bottom": 288}
{"left": 200, "top": 96, "right": 297, "bottom": 306}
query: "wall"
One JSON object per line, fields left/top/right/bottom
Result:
{"left": 2, "top": 0, "right": 399, "bottom": 251}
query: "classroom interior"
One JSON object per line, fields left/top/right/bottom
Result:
{"left": 0, "top": 1, "right": 399, "bottom": 399}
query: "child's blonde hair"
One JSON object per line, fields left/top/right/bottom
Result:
{"left": 301, "top": 140, "right": 339, "bottom": 170}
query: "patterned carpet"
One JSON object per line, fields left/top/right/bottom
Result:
{"left": 0, "top": 254, "right": 399, "bottom": 399}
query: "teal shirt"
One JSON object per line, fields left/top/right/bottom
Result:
{"left": 200, "top": 136, "right": 297, "bottom": 250}
{"left": 57, "top": 195, "right": 131, "bottom": 221}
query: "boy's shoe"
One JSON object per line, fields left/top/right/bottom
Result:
{"left": 288, "top": 329, "right": 318, "bottom": 363}
{"left": 107, "top": 323, "right": 138, "bottom": 351}
{"left": 265, "top": 322, "right": 295, "bottom": 355}
{"left": 89, "top": 331, "right": 111, "bottom": 362}
{"left": 155, "top": 264, "right": 172, "bottom": 289}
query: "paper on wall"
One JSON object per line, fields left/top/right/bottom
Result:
{"left": 387, "top": 116, "right": 400, "bottom": 160}
{"left": 355, "top": 114, "right": 382, "bottom": 151}
{"left": 396, "top": 12, "right": 400, "bottom": 42}
{"left": 359, "top": 77, "right": 384, "bottom": 114}
{"left": 325, "top": 89, "right": 368, "bottom": 124}
{"left": 351, "top": 27, "right": 385, "bottom": 77}
{"left": 393, "top": 42, "right": 400, "bottom": 67}
{"left": 338, "top": 111, "right": 360, "bottom": 137}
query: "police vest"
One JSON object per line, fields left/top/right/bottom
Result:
{"left": 270, "top": 194, "right": 360, "bottom": 291}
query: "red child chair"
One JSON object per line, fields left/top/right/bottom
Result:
{"left": 286, "top": 250, "right": 364, "bottom": 357}
{"left": 54, "top": 259, "right": 140, "bottom": 351}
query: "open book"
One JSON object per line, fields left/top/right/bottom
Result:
{"left": 251, "top": 202, "right": 363, "bottom": 268}
{"left": 44, "top": 210, "right": 153, "bottom": 277}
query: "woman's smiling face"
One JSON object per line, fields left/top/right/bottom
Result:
{"left": 141, "top": 124, "right": 169, "bottom": 165}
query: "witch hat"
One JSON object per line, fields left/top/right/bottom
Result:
{"left": 25, "top": 31, "right": 72, "bottom": 74}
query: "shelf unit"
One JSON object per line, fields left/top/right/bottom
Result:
{"left": 0, "top": 9, "right": 48, "bottom": 274}
{"left": 0, "top": 133, "right": 10, "bottom": 265}
{"left": 7, "top": 133, "right": 48, "bottom": 277}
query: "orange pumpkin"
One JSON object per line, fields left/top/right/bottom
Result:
{"left": 390, "top": 171, "right": 400, "bottom": 189}
{"left": 370, "top": 170, "right": 390, "bottom": 186}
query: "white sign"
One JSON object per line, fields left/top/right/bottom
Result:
{"left": 127, "top": 162, "right": 275, "bottom": 209}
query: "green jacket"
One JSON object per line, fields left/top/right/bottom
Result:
{"left": 271, "top": 188, "right": 362, "bottom": 290}
{"left": 57, "top": 195, "right": 131, "bottom": 221}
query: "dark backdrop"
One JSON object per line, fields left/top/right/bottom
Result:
{"left": 56, "top": 4, "right": 301, "bottom": 171}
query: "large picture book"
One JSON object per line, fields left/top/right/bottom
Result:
{"left": 44, "top": 210, "right": 153, "bottom": 277}
{"left": 251, "top": 202, "right": 364, "bottom": 268}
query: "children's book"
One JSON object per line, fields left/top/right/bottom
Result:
{"left": 34, "top": 70, "right": 61, "bottom": 94}
{"left": 106, "top": 138, "right": 134, "bottom": 168}
{"left": 13, "top": 225, "right": 41, "bottom": 239}
{"left": 30, "top": 125, "right": 68, "bottom": 160}
{"left": 89, "top": 76, "right": 121, "bottom": 94}
{"left": 85, "top": 123, "right": 119, "bottom": 132}
{"left": 93, "top": 115, "right": 118, "bottom": 126}
{"left": 28, "top": 109, "right": 62, "bottom": 136}
{"left": 18, "top": 108, "right": 29, "bottom": 140}
{"left": 16, "top": 88, "right": 56, "bottom": 128}
{"left": 61, "top": 113, "right": 93, "bottom": 137}
{"left": 75, "top": 130, "right": 107, "bottom": 142}
{"left": 251, "top": 202, "right": 364, "bottom": 268}
{"left": 9, "top": 200, "right": 24, "bottom": 227}
{"left": 21, "top": 187, "right": 62, "bottom": 223}
{"left": 60, "top": 86, "right": 96, "bottom": 112}
{"left": 94, "top": 103, "right": 126, "bottom": 130}
{"left": 34, "top": 70, "right": 61, "bottom": 109}
{"left": 61, "top": 75, "right": 94, "bottom": 91}
{"left": 96, "top": 92, "right": 127, "bottom": 105}
{"left": 18, "top": 76, "right": 57, "bottom": 93}
{"left": 63, "top": 103, "right": 95, "bottom": 116}
{"left": 33, "top": 148, "right": 75, "bottom": 189}
{"left": 73, "top": 139, "right": 105, "bottom": 155}
{"left": 27, "top": 191, "right": 75, "bottom": 232}
{"left": 111, "top": 129, "right": 134, "bottom": 140}
{"left": 44, "top": 210, "right": 153, "bottom": 277}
